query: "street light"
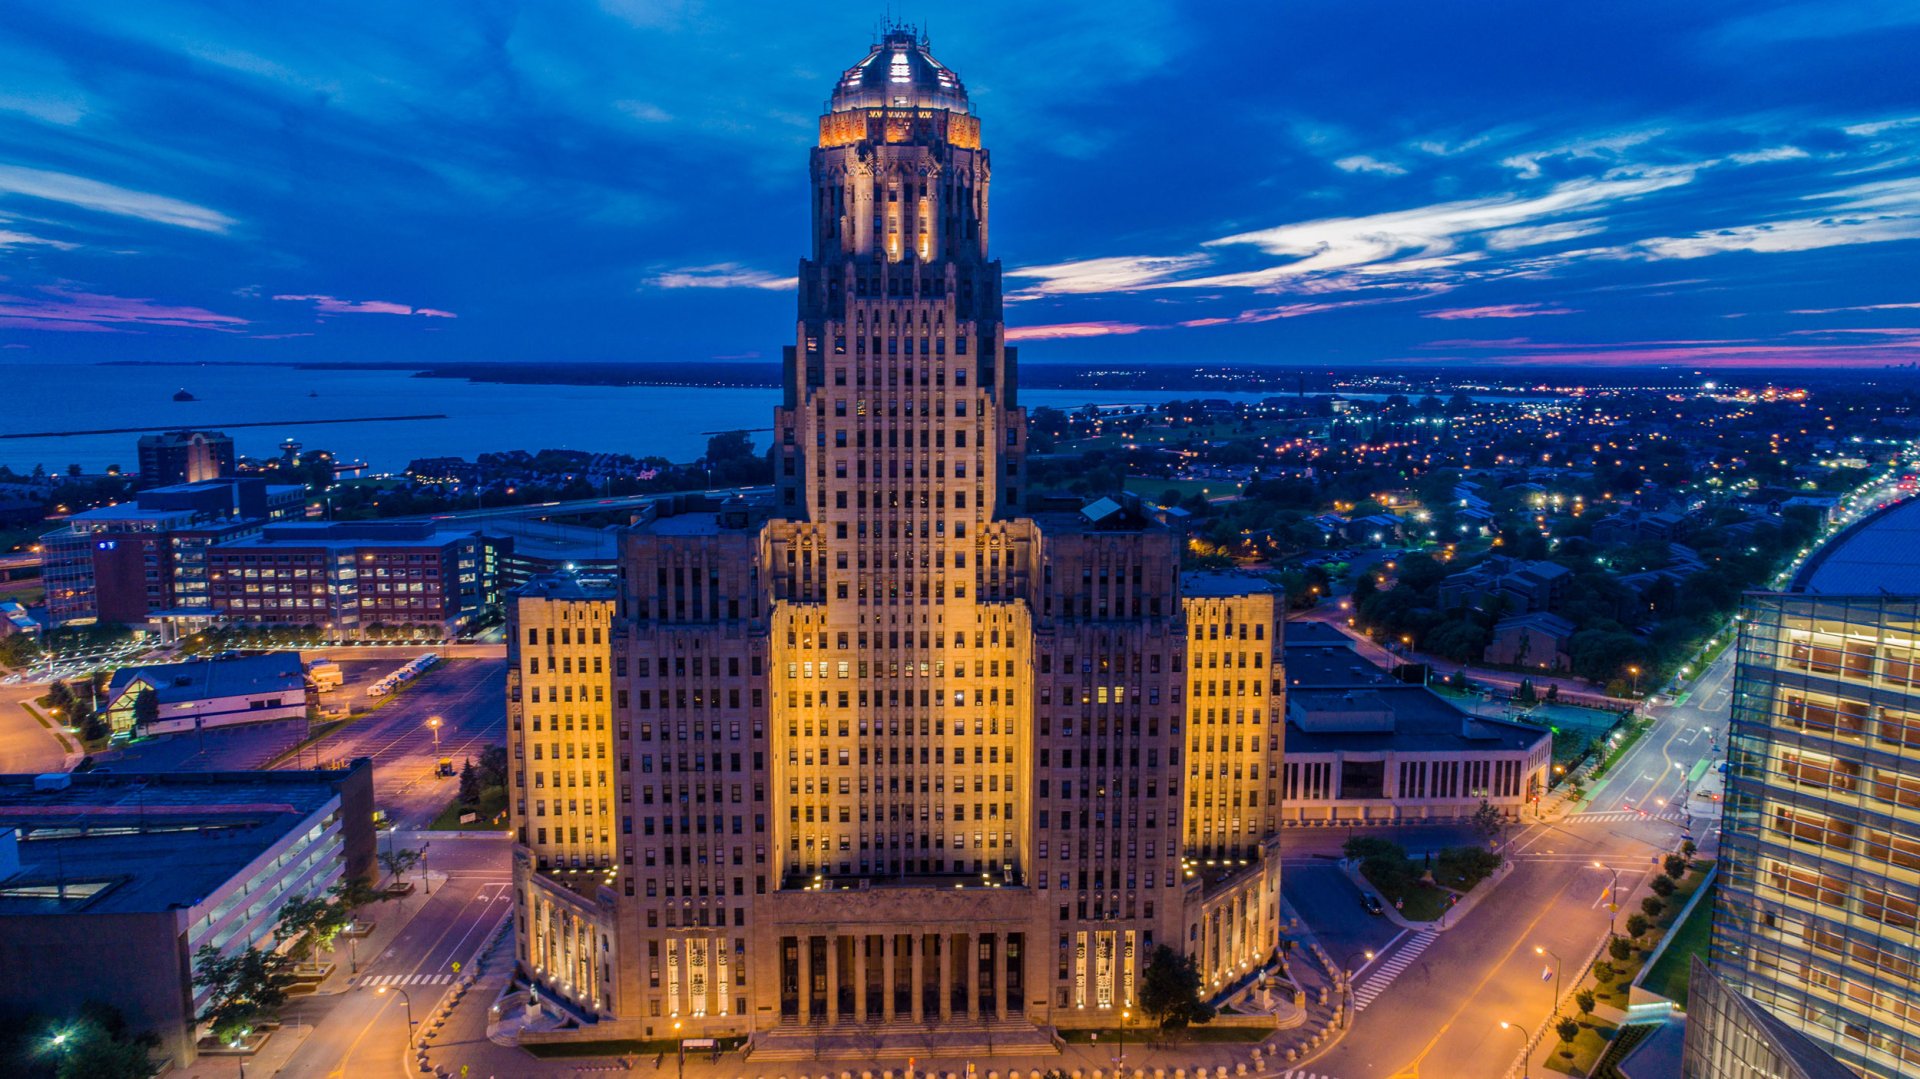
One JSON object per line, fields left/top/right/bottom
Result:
{"left": 673, "top": 1019, "right": 684, "bottom": 1079}
{"left": 1535, "top": 946, "right": 1563, "bottom": 1018}
{"left": 1593, "top": 862, "right": 1622, "bottom": 938}
{"left": 1341, "top": 949, "right": 1375, "bottom": 1028}
{"left": 1627, "top": 665, "right": 1640, "bottom": 695}
{"left": 1114, "top": 1007, "right": 1130, "bottom": 1074}
{"left": 1501, "top": 1020, "right": 1530, "bottom": 1079}
{"left": 375, "top": 985, "right": 415, "bottom": 1048}
{"left": 427, "top": 715, "right": 443, "bottom": 751}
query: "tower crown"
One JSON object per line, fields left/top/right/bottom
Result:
{"left": 829, "top": 25, "right": 969, "bottom": 115}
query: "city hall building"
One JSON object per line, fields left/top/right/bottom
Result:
{"left": 508, "top": 28, "right": 1284, "bottom": 1057}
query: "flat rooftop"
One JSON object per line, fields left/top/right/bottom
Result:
{"left": 1791, "top": 496, "right": 1920, "bottom": 595}
{"left": 1283, "top": 637, "right": 1548, "bottom": 755}
{"left": 1181, "top": 571, "right": 1273, "bottom": 598}
{"left": 0, "top": 769, "right": 350, "bottom": 916}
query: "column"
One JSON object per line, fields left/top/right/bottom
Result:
{"left": 938, "top": 933, "right": 953, "bottom": 1020}
{"left": 798, "top": 936, "right": 813, "bottom": 1022}
{"left": 855, "top": 936, "right": 869, "bottom": 1020}
{"left": 910, "top": 934, "right": 925, "bottom": 1023}
{"left": 825, "top": 935, "right": 841, "bottom": 1023}
{"left": 992, "top": 933, "right": 1008, "bottom": 1019}
{"left": 883, "top": 935, "right": 898, "bottom": 1021}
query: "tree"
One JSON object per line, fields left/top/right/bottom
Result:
{"left": 1574, "top": 988, "right": 1595, "bottom": 1019}
{"left": 1555, "top": 1016, "right": 1580, "bottom": 1057}
{"left": 1641, "top": 895, "right": 1666, "bottom": 919}
{"left": 1626, "top": 913, "right": 1650, "bottom": 939}
{"left": 193, "top": 944, "right": 292, "bottom": 1045}
{"left": 1469, "top": 799, "right": 1505, "bottom": 845}
{"left": 1436, "top": 845, "right": 1502, "bottom": 889}
{"left": 131, "top": 687, "right": 159, "bottom": 733}
{"left": 380, "top": 847, "right": 423, "bottom": 887}
{"left": 1138, "top": 945, "right": 1215, "bottom": 1031}
{"left": 1663, "top": 853, "right": 1688, "bottom": 880}
{"left": 1609, "top": 937, "right": 1632, "bottom": 963}
{"left": 275, "top": 891, "right": 350, "bottom": 972}
{"left": 477, "top": 745, "right": 510, "bottom": 790}
{"left": 46, "top": 1003, "right": 157, "bottom": 1079}
{"left": 1650, "top": 875, "right": 1676, "bottom": 897}
{"left": 1516, "top": 679, "right": 1538, "bottom": 706}
{"left": 1681, "top": 838, "right": 1697, "bottom": 859}
{"left": 1545, "top": 683, "right": 1560, "bottom": 703}
{"left": 458, "top": 758, "right": 481, "bottom": 807}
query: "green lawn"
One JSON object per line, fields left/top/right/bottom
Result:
{"left": 1642, "top": 884, "right": 1715, "bottom": 1007}
{"left": 1546, "top": 1018, "right": 1620, "bottom": 1078}
{"left": 428, "top": 786, "right": 508, "bottom": 830}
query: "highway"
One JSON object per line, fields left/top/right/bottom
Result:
{"left": 408, "top": 484, "right": 771, "bottom": 524}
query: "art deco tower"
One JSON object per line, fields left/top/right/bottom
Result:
{"left": 510, "top": 27, "right": 1284, "bottom": 1057}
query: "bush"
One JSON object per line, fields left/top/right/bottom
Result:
{"left": 1592, "top": 960, "right": 1618, "bottom": 984}
{"left": 1642, "top": 896, "right": 1666, "bottom": 919}
{"left": 1650, "top": 875, "right": 1677, "bottom": 897}
{"left": 1663, "top": 854, "right": 1688, "bottom": 880}
{"left": 1626, "top": 913, "right": 1650, "bottom": 939}
{"left": 1555, "top": 1017, "right": 1581, "bottom": 1053}
{"left": 1575, "top": 988, "right": 1595, "bottom": 1017}
{"left": 1609, "top": 937, "right": 1632, "bottom": 962}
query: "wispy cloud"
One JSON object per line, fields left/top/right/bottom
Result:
{"left": 1423, "top": 303, "right": 1576, "bottom": 320}
{"left": 0, "top": 227, "right": 78, "bottom": 250}
{"left": 1791, "top": 301, "right": 1920, "bottom": 314}
{"left": 0, "top": 165, "right": 234, "bottom": 232}
{"left": 0, "top": 286, "right": 247, "bottom": 332}
{"left": 1006, "top": 321, "right": 1154, "bottom": 341}
{"left": 272, "top": 294, "right": 456, "bottom": 317}
{"left": 643, "top": 263, "right": 796, "bottom": 290}
{"left": 1333, "top": 154, "right": 1407, "bottom": 176}
{"left": 1006, "top": 254, "right": 1210, "bottom": 300}
{"left": 1623, "top": 177, "right": 1920, "bottom": 259}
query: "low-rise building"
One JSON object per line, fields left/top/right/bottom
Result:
{"left": 1436, "top": 556, "right": 1571, "bottom": 615}
{"left": 1280, "top": 623, "right": 1552, "bottom": 823}
{"left": 0, "top": 762, "right": 376, "bottom": 1068}
{"left": 207, "top": 521, "right": 495, "bottom": 635}
{"left": 103, "top": 652, "right": 309, "bottom": 736}
{"left": 1483, "top": 612, "right": 1577, "bottom": 671}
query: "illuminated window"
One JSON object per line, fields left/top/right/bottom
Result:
{"left": 890, "top": 51, "right": 911, "bottom": 83}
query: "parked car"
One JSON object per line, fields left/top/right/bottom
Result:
{"left": 1360, "top": 892, "right": 1385, "bottom": 916}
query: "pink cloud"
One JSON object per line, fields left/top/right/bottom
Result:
{"left": 1789, "top": 301, "right": 1920, "bottom": 314}
{"left": 251, "top": 332, "right": 315, "bottom": 340}
{"left": 0, "top": 287, "right": 247, "bottom": 332}
{"left": 273, "top": 294, "right": 458, "bottom": 318}
{"left": 1005, "top": 321, "right": 1154, "bottom": 341}
{"left": 1423, "top": 303, "right": 1576, "bottom": 320}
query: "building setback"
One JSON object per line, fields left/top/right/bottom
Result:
{"left": 508, "top": 28, "right": 1284, "bottom": 1057}
{"left": 0, "top": 762, "right": 375, "bottom": 1068}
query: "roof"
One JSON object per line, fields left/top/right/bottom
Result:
{"left": 516, "top": 574, "right": 618, "bottom": 602}
{"left": 1181, "top": 571, "right": 1272, "bottom": 598}
{"left": 1791, "top": 496, "right": 1920, "bottom": 595}
{"left": 1283, "top": 636, "right": 1549, "bottom": 755}
{"left": 831, "top": 27, "right": 970, "bottom": 115}
{"left": 0, "top": 767, "right": 354, "bottom": 915}
{"left": 107, "top": 652, "right": 305, "bottom": 705}
{"left": 1492, "top": 612, "right": 1577, "bottom": 637}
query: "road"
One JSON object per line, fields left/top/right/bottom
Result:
{"left": 0, "top": 682, "right": 75, "bottom": 773}
{"left": 277, "top": 833, "right": 513, "bottom": 1079}
{"left": 289, "top": 655, "right": 508, "bottom": 829}
{"left": 1300, "top": 646, "right": 1731, "bottom": 1079}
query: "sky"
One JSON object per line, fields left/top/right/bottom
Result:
{"left": 1, "top": 1, "right": 1919, "bottom": 371}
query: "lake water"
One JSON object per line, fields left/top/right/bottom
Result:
{"left": 0, "top": 362, "right": 1305, "bottom": 474}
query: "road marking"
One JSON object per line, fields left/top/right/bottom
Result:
{"left": 363, "top": 973, "right": 454, "bottom": 986}
{"left": 1352, "top": 930, "right": 1437, "bottom": 1012}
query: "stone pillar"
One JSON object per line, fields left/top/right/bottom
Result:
{"left": 911, "top": 934, "right": 925, "bottom": 1023}
{"left": 939, "top": 933, "right": 954, "bottom": 1020}
{"left": 799, "top": 936, "right": 813, "bottom": 1022}
{"left": 855, "top": 936, "right": 869, "bottom": 1020}
{"left": 883, "top": 935, "right": 898, "bottom": 1021}
{"left": 993, "top": 933, "right": 1008, "bottom": 1019}
{"left": 826, "top": 934, "right": 841, "bottom": 1023}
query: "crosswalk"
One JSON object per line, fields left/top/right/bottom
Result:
{"left": 1274, "top": 1071, "right": 1344, "bottom": 1079}
{"left": 1351, "top": 930, "right": 1437, "bottom": 1012}
{"left": 362, "top": 972, "right": 454, "bottom": 987}
{"left": 1571, "top": 809, "right": 1679, "bottom": 823}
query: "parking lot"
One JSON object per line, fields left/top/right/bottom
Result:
{"left": 1285, "top": 861, "right": 1405, "bottom": 969}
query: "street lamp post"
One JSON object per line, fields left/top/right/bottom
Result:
{"left": 1114, "top": 1007, "right": 1130, "bottom": 1074}
{"left": 1628, "top": 665, "right": 1640, "bottom": 696}
{"left": 428, "top": 715, "right": 443, "bottom": 751}
{"left": 673, "top": 1019, "right": 685, "bottom": 1079}
{"left": 376, "top": 985, "right": 415, "bottom": 1048}
{"left": 1593, "top": 862, "right": 1621, "bottom": 939}
{"left": 421, "top": 841, "right": 432, "bottom": 896}
{"left": 1534, "top": 945, "right": 1563, "bottom": 1018}
{"left": 1501, "top": 1020, "right": 1530, "bottom": 1079}
{"left": 1341, "top": 949, "right": 1375, "bottom": 1028}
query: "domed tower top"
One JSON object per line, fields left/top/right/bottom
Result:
{"left": 828, "top": 24, "right": 970, "bottom": 114}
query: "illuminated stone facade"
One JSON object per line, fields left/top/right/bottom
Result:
{"left": 511, "top": 28, "right": 1283, "bottom": 1054}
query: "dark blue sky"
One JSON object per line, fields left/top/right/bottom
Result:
{"left": 2, "top": 1, "right": 1919, "bottom": 370}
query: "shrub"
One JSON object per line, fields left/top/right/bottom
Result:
{"left": 1575, "top": 988, "right": 1595, "bottom": 1017}
{"left": 1609, "top": 937, "right": 1632, "bottom": 963}
{"left": 1626, "top": 913, "right": 1650, "bottom": 938}
{"left": 1435, "top": 845, "right": 1503, "bottom": 890}
{"left": 1592, "top": 960, "right": 1618, "bottom": 984}
{"left": 1650, "top": 875, "right": 1677, "bottom": 897}
{"left": 1663, "top": 854, "right": 1688, "bottom": 880}
{"left": 1555, "top": 1017, "right": 1581, "bottom": 1054}
{"left": 1642, "top": 896, "right": 1666, "bottom": 919}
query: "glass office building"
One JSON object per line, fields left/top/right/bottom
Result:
{"left": 1699, "top": 499, "right": 1920, "bottom": 1078}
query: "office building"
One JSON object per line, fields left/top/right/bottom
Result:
{"left": 207, "top": 521, "right": 495, "bottom": 635}
{"left": 137, "top": 429, "right": 236, "bottom": 486}
{"left": 0, "top": 762, "right": 375, "bottom": 1068}
{"left": 508, "top": 28, "right": 1284, "bottom": 1057}
{"left": 1691, "top": 497, "right": 1920, "bottom": 1078}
